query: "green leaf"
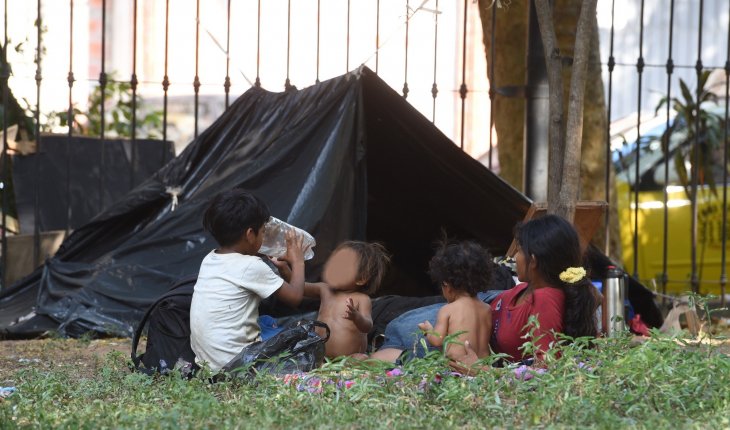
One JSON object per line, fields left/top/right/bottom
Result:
{"left": 679, "top": 80, "right": 694, "bottom": 106}
{"left": 674, "top": 151, "right": 690, "bottom": 198}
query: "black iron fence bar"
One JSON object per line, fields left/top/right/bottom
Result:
{"left": 631, "top": 0, "right": 646, "bottom": 279}
{"left": 690, "top": 0, "right": 704, "bottom": 294}
{"left": 224, "top": 0, "right": 231, "bottom": 109}
{"left": 193, "top": 0, "right": 200, "bottom": 138}
{"left": 488, "top": 3, "right": 495, "bottom": 170}
{"left": 65, "top": 0, "right": 74, "bottom": 235}
{"left": 162, "top": 0, "right": 170, "bottom": 159}
{"left": 12, "top": 74, "right": 283, "bottom": 87}
{"left": 255, "top": 0, "right": 261, "bottom": 87}
{"left": 611, "top": 62, "right": 724, "bottom": 69}
{"left": 130, "top": 0, "right": 138, "bottom": 190}
{"left": 316, "top": 0, "right": 320, "bottom": 83}
{"left": 604, "top": 0, "right": 616, "bottom": 255}
{"left": 2, "top": 0, "right": 9, "bottom": 282}
{"left": 33, "top": 0, "right": 42, "bottom": 267}
{"left": 403, "top": 0, "right": 409, "bottom": 99}
{"left": 346, "top": 0, "right": 350, "bottom": 73}
{"left": 431, "top": 0, "right": 438, "bottom": 122}
{"left": 722, "top": 0, "right": 730, "bottom": 306}
{"left": 661, "top": 0, "right": 675, "bottom": 302}
{"left": 375, "top": 0, "right": 380, "bottom": 74}
{"left": 285, "top": 0, "right": 291, "bottom": 91}
{"left": 459, "top": 0, "right": 468, "bottom": 150}
{"left": 99, "top": 0, "right": 107, "bottom": 212}
{"left": 37, "top": 76, "right": 248, "bottom": 87}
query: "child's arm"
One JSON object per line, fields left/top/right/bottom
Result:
{"left": 418, "top": 306, "right": 450, "bottom": 348}
{"left": 343, "top": 297, "right": 372, "bottom": 333}
{"left": 273, "top": 231, "right": 306, "bottom": 307}
{"left": 303, "top": 282, "right": 328, "bottom": 298}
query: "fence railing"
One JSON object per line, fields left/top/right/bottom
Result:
{"left": 0, "top": 0, "right": 728, "bottom": 304}
{"left": 602, "top": 0, "right": 729, "bottom": 303}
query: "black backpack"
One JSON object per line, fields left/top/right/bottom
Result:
{"left": 131, "top": 275, "right": 199, "bottom": 376}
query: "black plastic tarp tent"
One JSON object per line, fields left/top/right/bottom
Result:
{"left": 0, "top": 68, "right": 534, "bottom": 338}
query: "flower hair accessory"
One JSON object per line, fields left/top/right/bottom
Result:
{"left": 559, "top": 267, "right": 586, "bottom": 284}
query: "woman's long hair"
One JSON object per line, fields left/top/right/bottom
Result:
{"left": 515, "top": 215, "right": 598, "bottom": 339}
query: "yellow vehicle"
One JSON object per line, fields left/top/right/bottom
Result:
{"left": 614, "top": 109, "right": 729, "bottom": 296}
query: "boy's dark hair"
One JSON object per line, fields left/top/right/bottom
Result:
{"left": 515, "top": 214, "right": 598, "bottom": 339}
{"left": 335, "top": 241, "right": 390, "bottom": 295}
{"left": 428, "top": 241, "right": 494, "bottom": 297}
{"left": 203, "top": 189, "right": 270, "bottom": 247}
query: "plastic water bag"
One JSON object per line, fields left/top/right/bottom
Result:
{"left": 259, "top": 217, "right": 316, "bottom": 260}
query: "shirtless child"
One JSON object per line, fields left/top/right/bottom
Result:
{"left": 304, "top": 241, "right": 390, "bottom": 358}
{"left": 418, "top": 241, "right": 494, "bottom": 360}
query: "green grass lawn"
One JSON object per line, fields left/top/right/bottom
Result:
{"left": 1, "top": 332, "right": 729, "bottom": 429}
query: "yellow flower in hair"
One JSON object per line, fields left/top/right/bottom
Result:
{"left": 559, "top": 267, "right": 586, "bottom": 284}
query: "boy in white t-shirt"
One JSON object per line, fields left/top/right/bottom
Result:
{"left": 190, "top": 189, "right": 306, "bottom": 372}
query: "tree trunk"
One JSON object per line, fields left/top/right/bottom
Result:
{"left": 554, "top": 0, "right": 598, "bottom": 223}
{"left": 477, "top": 0, "right": 621, "bottom": 259}
{"left": 553, "top": 0, "right": 622, "bottom": 260}
{"left": 534, "top": 0, "right": 565, "bottom": 209}
{"left": 477, "top": 0, "right": 528, "bottom": 190}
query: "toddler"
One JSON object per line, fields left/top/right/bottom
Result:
{"left": 305, "top": 241, "right": 390, "bottom": 358}
{"left": 418, "top": 241, "right": 493, "bottom": 360}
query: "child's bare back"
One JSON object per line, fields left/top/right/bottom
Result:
{"left": 315, "top": 287, "right": 371, "bottom": 358}
{"left": 417, "top": 241, "right": 496, "bottom": 361}
{"left": 430, "top": 296, "right": 492, "bottom": 359}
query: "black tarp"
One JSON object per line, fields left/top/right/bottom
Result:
{"left": 0, "top": 68, "right": 660, "bottom": 338}
{"left": 12, "top": 136, "right": 174, "bottom": 232}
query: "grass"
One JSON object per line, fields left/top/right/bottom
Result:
{"left": 1, "top": 332, "right": 729, "bottom": 429}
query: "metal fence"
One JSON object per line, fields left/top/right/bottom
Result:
{"left": 603, "top": 0, "right": 729, "bottom": 303}
{"left": 0, "top": 0, "right": 728, "bottom": 303}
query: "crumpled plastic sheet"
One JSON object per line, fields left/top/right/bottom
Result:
{"left": 0, "top": 387, "right": 17, "bottom": 399}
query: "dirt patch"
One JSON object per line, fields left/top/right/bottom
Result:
{"left": 0, "top": 338, "right": 141, "bottom": 386}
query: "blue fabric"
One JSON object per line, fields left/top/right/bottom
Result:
{"left": 379, "top": 290, "right": 504, "bottom": 354}
{"left": 258, "top": 314, "right": 285, "bottom": 341}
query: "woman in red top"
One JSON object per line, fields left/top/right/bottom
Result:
{"left": 475, "top": 214, "right": 598, "bottom": 364}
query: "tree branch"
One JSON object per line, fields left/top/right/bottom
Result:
{"left": 555, "top": 0, "right": 598, "bottom": 222}
{"left": 534, "top": 0, "right": 564, "bottom": 210}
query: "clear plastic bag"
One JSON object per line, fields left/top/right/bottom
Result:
{"left": 259, "top": 217, "right": 316, "bottom": 260}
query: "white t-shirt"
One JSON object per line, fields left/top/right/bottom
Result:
{"left": 190, "top": 251, "right": 283, "bottom": 371}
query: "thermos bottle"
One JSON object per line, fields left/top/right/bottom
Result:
{"left": 603, "top": 265, "right": 627, "bottom": 337}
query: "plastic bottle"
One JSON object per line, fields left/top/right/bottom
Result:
{"left": 258, "top": 217, "right": 316, "bottom": 260}
{"left": 602, "top": 265, "right": 627, "bottom": 337}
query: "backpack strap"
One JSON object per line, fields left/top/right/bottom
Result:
{"left": 130, "top": 297, "right": 161, "bottom": 369}
{"left": 130, "top": 275, "right": 197, "bottom": 370}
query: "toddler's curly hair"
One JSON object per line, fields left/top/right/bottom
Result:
{"left": 428, "top": 241, "right": 494, "bottom": 296}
